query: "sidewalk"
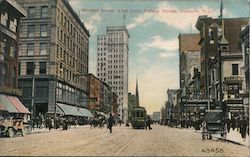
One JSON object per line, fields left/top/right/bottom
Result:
{"left": 225, "top": 129, "right": 249, "bottom": 147}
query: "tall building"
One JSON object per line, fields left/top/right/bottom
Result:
{"left": 0, "top": 0, "right": 30, "bottom": 114}
{"left": 17, "top": 0, "right": 90, "bottom": 117}
{"left": 96, "top": 26, "right": 129, "bottom": 123}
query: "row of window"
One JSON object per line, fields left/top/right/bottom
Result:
{"left": 97, "top": 57, "right": 106, "bottom": 62}
{"left": 57, "top": 8, "right": 88, "bottom": 48}
{"left": 1, "top": 12, "right": 18, "bottom": 33}
{"left": 108, "top": 38, "right": 124, "bottom": 42}
{"left": 22, "top": 43, "right": 48, "bottom": 56}
{"left": 98, "top": 53, "right": 106, "bottom": 56}
{"left": 25, "top": 62, "right": 46, "bottom": 75}
{"left": 28, "top": 6, "right": 49, "bottom": 18}
{"left": 108, "top": 60, "right": 124, "bottom": 64}
{"left": 97, "top": 47, "right": 106, "bottom": 51}
{"left": 25, "top": 24, "right": 48, "bottom": 37}
{"left": 57, "top": 28, "right": 88, "bottom": 61}
{"left": 108, "top": 44, "right": 124, "bottom": 48}
{"left": 0, "top": 41, "right": 17, "bottom": 59}
{"left": 0, "top": 63, "right": 16, "bottom": 87}
{"left": 98, "top": 42, "right": 106, "bottom": 46}
{"left": 108, "top": 49, "right": 124, "bottom": 53}
{"left": 107, "top": 33, "right": 124, "bottom": 38}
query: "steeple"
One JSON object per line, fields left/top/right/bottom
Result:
{"left": 135, "top": 74, "right": 140, "bottom": 107}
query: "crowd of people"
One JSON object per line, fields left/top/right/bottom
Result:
{"left": 161, "top": 113, "right": 249, "bottom": 139}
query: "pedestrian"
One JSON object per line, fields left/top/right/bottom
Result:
{"left": 107, "top": 113, "right": 114, "bottom": 134}
{"left": 48, "top": 117, "right": 52, "bottom": 130}
{"left": 145, "top": 115, "right": 152, "bottom": 130}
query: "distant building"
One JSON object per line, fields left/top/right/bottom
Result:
{"left": 17, "top": 0, "right": 90, "bottom": 117}
{"left": 128, "top": 93, "right": 136, "bottom": 121}
{"left": 96, "top": 26, "right": 129, "bottom": 123}
{"left": 87, "top": 73, "right": 118, "bottom": 115}
{"left": 178, "top": 33, "right": 200, "bottom": 92}
{"left": 86, "top": 74, "right": 102, "bottom": 111}
{"left": 160, "top": 105, "right": 167, "bottom": 125}
{"left": 152, "top": 112, "right": 160, "bottom": 123}
{"left": 167, "top": 89, "right": 180, "bottom": 119}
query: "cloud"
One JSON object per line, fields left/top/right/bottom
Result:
{"left": 81, "top": 13, "right": 102, "bottom": 35}
{"left": 127, "top": 13, "right": 154, "bottom": 30}
{"left": 159, "top": 51, "right": 177, "bottom": 58}
{"left": 138, "top": 36, "right": 178, "bottom": 53}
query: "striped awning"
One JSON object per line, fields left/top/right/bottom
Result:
{"left": 56, "top": 103, "right": 93, "bottom": 117}
{"left": 79, "top": 107, "right": 93, "bottom": 118}
{"left": 0, "top": 94, "right": 31, "bottom": 114}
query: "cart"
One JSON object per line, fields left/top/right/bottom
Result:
{"left": 202, "top": 110, "right": 227, "bottom": 140}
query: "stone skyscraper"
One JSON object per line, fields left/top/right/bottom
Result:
{"left": 97, "top": 26, "right": 129, "bottom": 123}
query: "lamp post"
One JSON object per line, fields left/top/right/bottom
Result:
{"left": 53, "top": 74, "right": 57, "bottom": 129}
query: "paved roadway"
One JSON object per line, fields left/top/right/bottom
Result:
{"left": 0, "top": 125, "right": 248, "bottom": 156}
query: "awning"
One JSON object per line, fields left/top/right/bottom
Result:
{"left": 56, "top": 103, "right": 83, "bottom": 116}
{"left": 0, "top": 94, "right": 31, "bottom": 114}
{"left": 78, "top": 107, "right": 93, "bottom": 118}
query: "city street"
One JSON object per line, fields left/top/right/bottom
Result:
{"left": 0, "top": 124, "right": 248, "bottom": 156}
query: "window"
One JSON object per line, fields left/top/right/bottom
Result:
{"left": 1, "top": 12, "right": 8, "bottom": 26}
{"left": 36, "top": 86, "right": 48, "bottom": 98}
{"left": 18, "top": 63, "right": 21, "bottom": 75}
{"left": 28, "top": 25, "right": 35, "bottom": 37}
{"left": 40, "top": 24, "right": 47, "bottom": 37}
{"left": 39, "top": 62, "right": 46, "bottom": 74}
{"left": 27, "top": 43, "right": 34, "bottom": 55}
{"left": 12, "top": 68, "right": 16, "bottom": 87}
{"left": 28, "top": 7, "right": 36, "bottom": 18}
{"left": 26, "top": 62, "right": 35, "bottom": 75}
{"left": 9, "top": 46, "right": 16, "bottom": 58}
{"left": 0, "top": 64, "right": 6, "bottom": 86}
{"left": 40, "top": 43, "right": 47, "bottom": 55}
{"left": 232, "top": 64, "right": 238, "bottom": 75}
{"left": 41, "top": 6, "right": 48, "bottom": 18}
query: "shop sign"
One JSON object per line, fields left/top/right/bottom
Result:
{"left": 0, "top": 87, "right": 22, "bottom": 96}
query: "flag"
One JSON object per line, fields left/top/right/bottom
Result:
{"left": 219, "top": 0, "right": 223, "bottom": 18}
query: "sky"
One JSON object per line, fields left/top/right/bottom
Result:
{"left": 68, "top": 0, "right": 249, "bottom": 115}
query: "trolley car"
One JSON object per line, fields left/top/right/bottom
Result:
{"left": 130, "top": 107, "right": 146, "bottom": 129}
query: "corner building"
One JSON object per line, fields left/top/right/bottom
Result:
{"left": 97, "top": 26, "right": 129, "bottom": 123}
{"left": 17, "top": 0, "right": 90, "bottom": 117}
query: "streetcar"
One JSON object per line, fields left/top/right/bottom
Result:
{"left": 130, "top": 107, "right": 147, "bottom": 129}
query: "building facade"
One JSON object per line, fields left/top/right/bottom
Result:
{"left": 96, "top": 26, "right": 129, "bottom": 123}
{"left": 195, "top": 16, "right": 248, "bottom": 100}
{"left": 86, "top": 74, "right": 102, "bottom": 111}
{"left": 0, "top": 0, "right": 30, "bottom": 115}
{"left": 178, "top": 33, "right": 200, "bottom": 91}
{"left": 17, "top": 0, "right": 90, "bottom": 117}
{"left": 240, "top": 25, "right": 249, "bottom": 113}
{"left": 0, "top": 0, "right": 26, "bottom": 95}
{"left": 167, "top": 89, "right": 180, "bottom": 119}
